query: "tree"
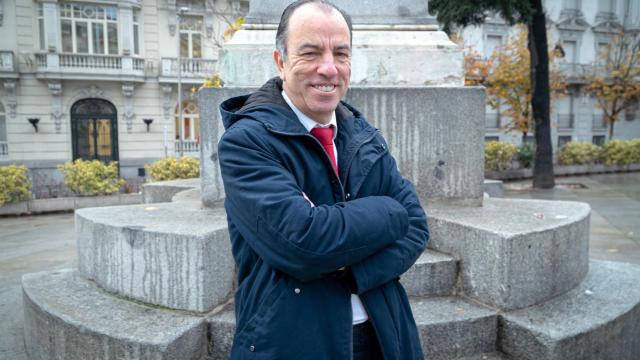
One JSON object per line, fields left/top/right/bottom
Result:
{"left": 586, "top": 28, "right": 640, "bottom": 139}
{"left": 482, "top": 27, "right": 565, "bottom": 143}
{"left": 431, "top": 0, "right": 556, "bottom": 188}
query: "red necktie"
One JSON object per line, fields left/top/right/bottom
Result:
{"left": 310, "top": 126, "right": 338, "bottom": 175}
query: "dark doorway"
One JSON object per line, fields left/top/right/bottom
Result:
{"left": 71, "top": 99, "right": 119, "bottom": 164}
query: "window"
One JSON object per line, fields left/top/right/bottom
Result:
{"left": 598, "top": 0, "right": 614, "bottom": 13}
{"left": 59, "top": 3, "right": 118, "bottom": 55}
{"left": 597, "top": 42, "right": 610, "bottom": 66}
{"left": 592, "top": 135, "right": 606, "bottom": 146}
{"left": 558, "top": 135, "right": 572, "bottom": 149}
{"left": 133, "top": 10, "right": 141, "bottom": 55}
{"left": 38, "top": 4, "right": 45, "bottom": 50}
{"left": 485, "top": 35, "right": 502, "bottom": 58}
{"left": 179, "top": 16, "right": 203, "bottom": 58}
{"left": 564, "top": 0, "right": 580, "bottom": 10}
{"left": 563, "top": 40, "right": 578, "bottom": 63}
{"left": 0, "top": 103, "right": 7, "bottom": 157}
{"left": 175, "top": 101, "right": 200, "bottom": 150}
{"left": 485, "top": 136, "right": 499, "bottom": 142}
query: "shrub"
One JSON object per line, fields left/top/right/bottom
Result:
{"left": 557, "top": 142, "right": 602, "bottom": 165}
{"left": 145, "top": 156, "right": 200, "bottom": 182}
{"left": 0, "top": 164, "right": 32, "bottom": 206}
{"left": 484, "top": 141, "right": 518, "bottom": 171}
{"left": 57, "top": 159, "right": 125, "bottom": 196}
{"left": 630, "top": 139, "right": 640, "bottom": 163}
{"left": 602, "top": 140, "right": 636, "bottom": 165}
{"left": 517, "top": 143, "right": 534, "bottom": 169}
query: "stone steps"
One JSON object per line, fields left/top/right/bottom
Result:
{"left": 142, "top": 178, "right": 200, "bottom": 204}
{"left": 400, "top": 249, "right": 457, "bottom": 296}
{"left": 76, "top": 201, "right": 234, "bottom": 312}
{"left": 22, "top": 269, "right": 206, "bottom": 360}
{"left": 206, "top": 295, "right": 499, "bottom": 360}
{"left": 500, "top": 260, "right": 640, "bottom": 360}
{"left": 428, "top": 198, "right": 591, "bottom": 310}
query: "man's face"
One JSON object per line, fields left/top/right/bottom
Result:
{"left": 274, "top": 4, "right": 351, "bottom": 124}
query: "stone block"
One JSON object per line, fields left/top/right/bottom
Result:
{"left": 199, "top": 87, "right": 486, "bottom": 207}
{"left": 411, "top": 296, "right": 498, "bottom": 360}
{"left": 0, "top": 201, "right": 29, "bottom": 215}
{"left": 172, "top": 188, "right": 201, "bottom": 203}
{"left": 428, "top": 198, "right": 590, "bottom": 310}
{"left": 500, "top": 260, "right": 640, "bottom": 360}
{"left": 142, "top": 178, "right": 200, "bottom": 204}
{"left": 76, "top": 201, "right": 234, "bottom": 312}
{"left": 22, "top": 269, "right": 206, "bottom": 360}
{"left": 74, "top": 195, "right": 121, "bottom": 209}
{"left": 483, "top": 180, "right": 504, "bottom": 198}
{"left": 28, "top": 197, "right": 74, "bottom": 213}
{"left": 207, "top": 306, "right": 237, "bottom": 360}
{"left": 401, "top": 249, "right": 457, "bottom": 297}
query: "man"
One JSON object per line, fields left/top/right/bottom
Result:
{"left": 218, "top": 1, "right": 429, "bottom": 358}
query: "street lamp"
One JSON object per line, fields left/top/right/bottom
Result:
{"left": 177, "top": 6, "right": 189, "bottom": 157}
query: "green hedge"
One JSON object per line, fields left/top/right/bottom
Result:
{"left": 57, "top": 159, "right": 125, "bottom": 196}
{"left": 558, "top": 142, "right": 602, "bottom": 165}
{"left": 145, "top": 156, "right": 200, "bottom": 182}
{"left": 484, "top": 141, "right": 518, "bottom": 171}
{"left": 0, "top": 164, "right": 32, "bottom": 206}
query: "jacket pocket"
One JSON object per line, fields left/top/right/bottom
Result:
{"left": 235, "top": 276, "right": 287, "bottom": 345}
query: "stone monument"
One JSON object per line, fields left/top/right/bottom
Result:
{"left": 21, "top": 1, "right": 640, "bottom": 359}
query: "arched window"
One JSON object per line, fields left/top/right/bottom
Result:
{"left": 0, "top": 103, "right": 7, "bottom": 158}
{"left": 175, "top": 101, "right": 200, "bottom": 154}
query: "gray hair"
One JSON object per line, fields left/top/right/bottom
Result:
{"left": 275, "top": 0, "right": 353, "bottom": 60}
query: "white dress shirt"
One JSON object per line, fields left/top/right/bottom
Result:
{"left": 282, "top": 90, "right": 369, "bottom": 325}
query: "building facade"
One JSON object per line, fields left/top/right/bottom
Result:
{"left": 460, "top": 0, "right": 640, "bottom": 149}
{"left": 0, "top": 0, "right": 247, "bottom": 195}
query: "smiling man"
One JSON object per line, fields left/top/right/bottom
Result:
{"left": 217, "top": 1, "right": 429, "bottom": 359}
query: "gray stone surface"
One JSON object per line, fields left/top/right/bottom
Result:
{"left": 171, "top": 187, "right": 202, "bottom": 203}
{"left": 207, "top": 305, "right": 237, "bottom": 360}
{"left": 0, "top": 194, "right": 143, "bottom": 216}
{"left": 500, "top": 260, "right": 640, "bottom": 360}
{"left": 199, "top": 87, "right": 485, "bottom": 206}
{"left": 401, "top": 249, "right": 457, "bottom": 297}
{"left": 199, "top": 87, "right": 254, "bottom": 207}
{"left": 245, "top": 0, "right": 435, "bottom": 25}
{"left": 142, "top": 178, "right": 200, "bottom": 204}
{"left": 22, "top": 269, "right": 206, "bottom": 360}
{"left": 483, "top": 179, "right": 504, "bottom": 198}
{"left": 428, "top": 198, "right": 591, "bottom": 310}
{"left": 456, "top": 353, "right": 512, "bottom": 360}
{"left": 76, "top": 201, "right": 234, "bottom": 312}
{"left": 411, "top": 296, "right": 498, "bottom": 360}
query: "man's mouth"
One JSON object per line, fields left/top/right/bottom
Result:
{"left": 314, "top": 85, "right": 336, "bottom": 92}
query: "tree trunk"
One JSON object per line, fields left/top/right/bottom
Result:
{"left": 528, "top": 0, "right": 555, "bottom": 189}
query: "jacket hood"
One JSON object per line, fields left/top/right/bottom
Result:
{"left": 219, "top": 77, "right": 365, "bottom": 133}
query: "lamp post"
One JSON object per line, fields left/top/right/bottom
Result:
{"left": 177, "top": 7, "right": 189, "bottom": 157}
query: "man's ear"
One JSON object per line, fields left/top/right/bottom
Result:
{"left": 273, "top": 49, "right": 286, "bottom": 81}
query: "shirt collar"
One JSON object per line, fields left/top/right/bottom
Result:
{"left": 282, "top": 90, "right": 337, "bottom": 138}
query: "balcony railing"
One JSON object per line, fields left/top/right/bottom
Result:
{"left": 485, "top": 113, "right": 500, "bottom": 129}
{"left": 0, "top": 51, "right": 17, "bottom": 76}
{"left": 0, "top": 141, "right": 8, "bottom": 159}
{"left": 175, "top": 139, "right": 200, "bottom": 154}
{"left": 592, "top": 114, "right": 608, "bottom": 131}
{"left": 559, "top": 63, "right": 593, "bottom": 80}
{"left": 160, "top": 58, "right": 217, "bottom": 82}
{"left": 557, "top": 114, "right": 574, "bottom": 130}
{"left": 35, "top": 52, "right": 145, "bottom": 80}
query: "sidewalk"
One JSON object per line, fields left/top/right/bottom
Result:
{"left": 1, "top": 172, "right": 639, "bottom": 359}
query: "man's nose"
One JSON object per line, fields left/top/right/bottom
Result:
{"left": 317, "top": 53, "right": 338, "bottom": 77}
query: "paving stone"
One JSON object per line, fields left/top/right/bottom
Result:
{"left": 76, "top": 201, "right": 233, "bottom": 312}
{"left": 500, "top": 260, "right": 640, "bottom": 360}
{"left": 428, "top": 198, "right": 591, "bottom": 310}
{"left": 22, "top": 269, "right": 206, "bottom": 360}
{"left": 401, "top": 249, "right": 457, "bottom": 296}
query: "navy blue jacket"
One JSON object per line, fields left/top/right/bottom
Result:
{"left": 218, "top": 78, "right": 429, "bottom": 359}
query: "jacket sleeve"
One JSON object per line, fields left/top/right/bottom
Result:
{"left": 218, "top": 125, "right": 410, "bottom": 282}
{"left": 348, "top": 152, "right": 429, "bottom": 295}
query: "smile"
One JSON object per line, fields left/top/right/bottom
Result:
{"left": 314, "top": 85, "right": 336, "bottom": 92}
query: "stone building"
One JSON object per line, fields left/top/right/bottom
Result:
{"left": 0, "top": 0, "right": 247, "bottom": 194}
{"left": 459, "top": 0, "right": 640, "bottom": 149}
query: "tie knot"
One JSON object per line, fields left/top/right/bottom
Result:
{"left": 310, "top": 126, "right": 334, "bottom": 146}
